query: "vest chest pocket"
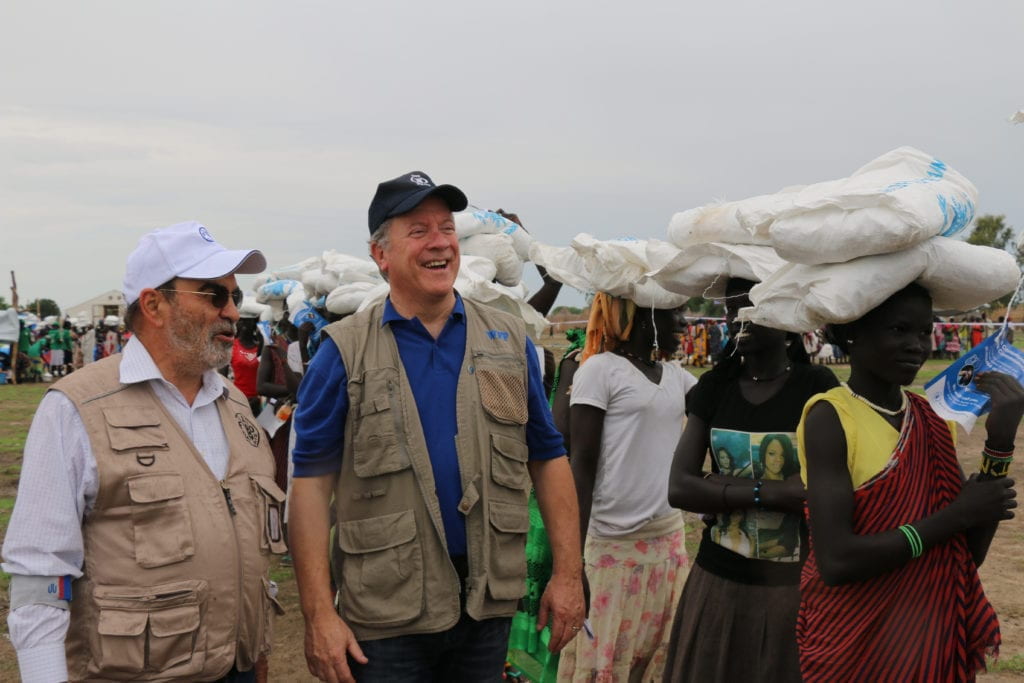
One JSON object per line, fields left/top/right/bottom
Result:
{"left": 490, "top": 433, "right": 530, "bottom": 491}
{"left": 350, "top": 370, "right": 410, "bottom": 477}
{"left": 250, "top": 474, "right": 289, "bottom": 554}
{"left": 103, "top": 406, "right": 169, "bottom": 452}
{"left": 486, "top": 501, "right": 530, "bottom": 601}
{"left": 474, "top": 356, "right": 528, "bottom": 426}
{"left": 93, "top": 580, "right": 206, "bottom": 679}
{"left": 126, "top": 474, "right": 195, "bottom": 568}
{"left": 336, "top": 510, "right": 424, "bottom": 627}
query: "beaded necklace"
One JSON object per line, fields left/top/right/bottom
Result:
{"left": 842, "top": 382, "right": 907, "bottom": 416}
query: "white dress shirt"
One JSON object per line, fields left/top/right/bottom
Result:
{"left": 2, "top": 336, "right": 232, "bottom": 683}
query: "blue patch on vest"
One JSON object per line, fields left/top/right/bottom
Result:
{"left": 486, "top": 329, "right": 510, "bottom": 341}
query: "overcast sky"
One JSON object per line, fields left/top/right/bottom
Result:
{"left": 3, "top": 1, "right": 1022, "bottom": 311}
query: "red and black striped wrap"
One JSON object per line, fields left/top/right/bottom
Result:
{"left": 797, "top": 393, "right": 1000, "bottom": 682}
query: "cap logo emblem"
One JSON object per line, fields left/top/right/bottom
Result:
{"left": 198, "top": 226, "right": 215, "bottom": 243}
{"left": 408, "top": 174, "right": 431, "bottom": 187}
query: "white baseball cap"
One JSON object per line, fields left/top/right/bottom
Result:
{"left": 123, "top": 221, "right": 267, "bottom": 305}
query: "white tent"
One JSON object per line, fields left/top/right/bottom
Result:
{"left": 0, "top": 309, "right": 19, "bottom": 343}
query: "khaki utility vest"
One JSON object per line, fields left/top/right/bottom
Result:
{"left": 326, "top": 298, "right": 534, "bottom": 641}
{"left": 54, "top": 356, "right": 286, "bottom": 682}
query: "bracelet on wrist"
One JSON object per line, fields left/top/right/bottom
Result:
{"left": 980, "top": 450, "right": 1013, "bottom": 478}
{"left": 898, "top": 523, "right": 923, "bottom": 559}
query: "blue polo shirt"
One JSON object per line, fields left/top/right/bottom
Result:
{"left": 292, "top": 295, "right": 564, "bottom": 556}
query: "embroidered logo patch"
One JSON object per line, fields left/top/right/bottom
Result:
{"left": 198, "top": 225, "right": 215, "bottom": 242}
{"left": 486, "top": 329, "right": 509, "bottom": 341}
{"left": 408, "top": 173, "right": 431, "bottom": 187}
{"left": 236, "top": 413, "right": 261, "bottom": 447}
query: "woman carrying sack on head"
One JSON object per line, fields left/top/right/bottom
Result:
{"left": 558, "top": 293, "right": 697, "bottom": 682}
{"left": 662, "top": 277, "right": 839, "bottom": 683}
{"left": 797, "top": 282, "right": 1020, "bottom": 682}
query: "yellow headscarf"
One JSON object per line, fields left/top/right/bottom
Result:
{"left": 580, "top": 292, "right": 638, "bottom": 364}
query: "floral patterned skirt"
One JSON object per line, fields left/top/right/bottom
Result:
{"left": 558, "top": 512, "right": 689, "bottom": 683}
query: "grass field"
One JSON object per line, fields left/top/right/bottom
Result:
{"left": 1, "top": 354, "right": 1022, "bottom": 679}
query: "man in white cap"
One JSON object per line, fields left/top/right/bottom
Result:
{"left": 3, "top": 221, "right": 286, "bottom": 683}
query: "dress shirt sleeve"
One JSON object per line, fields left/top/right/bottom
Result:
{"left": 524, "top": 337, "right": 565, "bottom": 461}
{"left": 292, "top": 336, "right": 349, "bottom": 477}
{"left": 3, "top": 390, "right": 98, "bottom": 683}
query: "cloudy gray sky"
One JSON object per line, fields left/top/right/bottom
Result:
{"left": 3, "top": 1, "right": 1022, "bottom": 311}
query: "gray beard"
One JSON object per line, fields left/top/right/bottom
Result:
{"left": 168, "top": 314, "right": 234, "bottom": 373}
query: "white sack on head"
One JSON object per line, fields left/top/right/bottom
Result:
{"left": 455, "top": 210, "right": 535, "bottom": 261}
{"left": 918, "top": 238, "right": 1021, "bottom": 312}
{"left": 646, "top": 240, "right": 787, "bottom": 298}
{"left": 456, "top": 263, "right": 549, "bottom": 339}
{"left": 321, "top": 251, "right": 381, "bottom": 285}
{"left": 272, "top": 256, "right": 322, "bottom": 282}
{"left": 286, "top": 289, "right": 307, "bottom": 321}
{"left": 572, "top": 234, "right": 688, "bottom": 309}
{"left": 256, "top": 279, "right": 301, "bottom": 322}
{"left": 239, "top": 296, "right": 270, "bottom": 320}
{"left": 530, "top": 236, "right": 686, "bottom": 309}
{"left": 739, "top": 250, "right": 927, "bottom": 333}
{"left": 459, "top": 255, "right": 499, "bottom": 282}
{"left": 528, "top": 242, "right": 592, "bottom": 293}
{"left": 300, "top": 268, "right": 340, "bottom": 298}
{"left": 668, "top": 194, "right": 790, "bottom": 248}
{"left": 756, "top": 147, "right": 978, "bottom": 265}
{"left": 739, "top": 237, "right": 1020, "bottom": 332}
{"left": 256, "top": 279, "right": 301, "bottom": 302}
{"left": 355, "top": 282, "right": 392, "bottom": 314}
{"left": 325, "top": 282, "right": 379, "bottom": 316}
{"left": 459, "top": 233, "right": 524, "bottom": 286}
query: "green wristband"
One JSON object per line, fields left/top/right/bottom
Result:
{"left": 898, "top": 524, "right": 923, "bottom": 559}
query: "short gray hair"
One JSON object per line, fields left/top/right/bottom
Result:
{"left": 368, "top": 218, "right": 392, "bottom": 281}
{"left": 368, "top": 218, "right": 392, "bottom": 252}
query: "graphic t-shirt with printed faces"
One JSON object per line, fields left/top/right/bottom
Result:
{"left": 687, "top": 362, "right": 839, "bottom": 585}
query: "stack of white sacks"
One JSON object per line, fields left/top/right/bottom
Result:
{"left": 731, "top": 147, "right": 1020, "bottom": 331}
{"left": 245, "top": 209, "right": 552, "bottom": 338}
{"left": 530, "top": 233, "right": 687, "bottom": 309}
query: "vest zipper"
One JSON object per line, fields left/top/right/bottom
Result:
{"left": 220, "top": 477, "right": 245, "bottom": 668}
{"left": 221, "top": 482, "right": 237, "bottom": 516}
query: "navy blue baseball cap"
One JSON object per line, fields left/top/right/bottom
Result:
{"left": 368, "top": 171, "right": 468, "bottom": 234}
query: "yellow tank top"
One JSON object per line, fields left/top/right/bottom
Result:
{"left": 797, "top": 387, "right": 957, "bottom": 489}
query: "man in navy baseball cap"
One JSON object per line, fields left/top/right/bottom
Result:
{"left": 290, "top": 170, "right": 585, "bottom": 681}
{"left": 367, "top": 171, "right": 468, "bottom": 234}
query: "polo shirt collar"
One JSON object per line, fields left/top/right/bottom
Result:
{"left": 119, "top": 335, "right": 229, "bottom": 402}
{"left": 381, "top": 292, "right": 466, "bottom": 327}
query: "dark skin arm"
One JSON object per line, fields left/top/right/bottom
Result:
{"left": 527, "top": 265, "right": 563, "bottom": 317}
{"left": 963, "top": 371, "right": 1024, "bottom": 564}
{"left": 667, "top": 414, "right": 806, "bottom": 514}
{"left": 551, "top": 355, "right": 579, "bottom": 454}
{"left": 494, "top": 209, "right": 563, "bottom": 316}
{"left": 297, "top": 322, "right": 314, "bottom": 368}
{"left": 568, "top": 403, "right": 603, "bottom": 550}
{"left": 257, "top": 343, "right": 301, "bottom": 398}
{"left": 803, "top": 398, "right": 1017, "bottom": 587}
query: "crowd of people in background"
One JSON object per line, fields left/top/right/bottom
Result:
{"left": 1, "top": 317, "right": 130, "bottom": 383}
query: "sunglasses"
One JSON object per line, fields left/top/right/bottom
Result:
{"left": 159, "top": 283, "right": 244, "bottom": 309}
